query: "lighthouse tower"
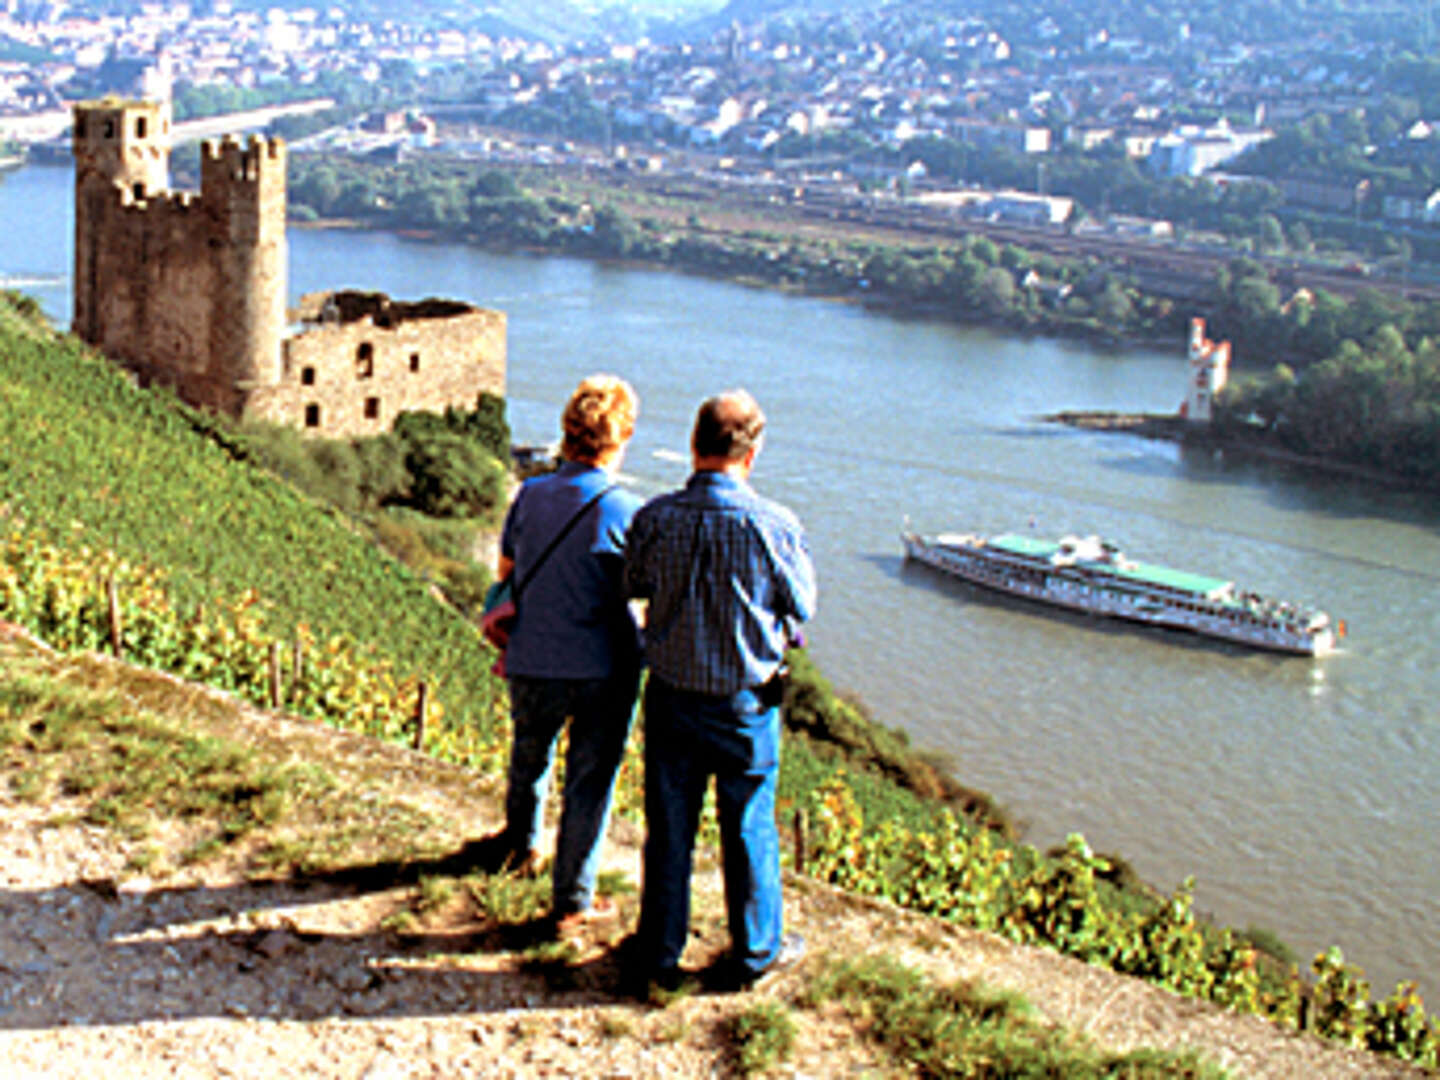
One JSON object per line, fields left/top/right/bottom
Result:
{"left": 1184, "top": 317, "right": 1230, "bottom": 422}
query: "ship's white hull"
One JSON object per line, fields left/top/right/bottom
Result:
{"left": 903, "top": 532, "right": 1335, "bottom": 657}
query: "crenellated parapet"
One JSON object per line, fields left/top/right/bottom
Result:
{"left": 199, "top": 135, "right": 286, "bottom": 196}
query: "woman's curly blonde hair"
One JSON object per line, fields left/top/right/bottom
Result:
{"left": 561, "top": 374, "right": 638, "bottom": 463}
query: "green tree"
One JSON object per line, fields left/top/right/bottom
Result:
{"left": 592, "top": 204, "right": 640, "bottom": 257}
{"left": 473, "top": 169, "right": 522, "bottom": 199}
{"left": 976, "top": 266, "right": 1017, "bottom": 317}
{"left": 1093, "top": 280, "right": 1134, "bottom": 326}
{"left": 403, "top": 431, "right": 507, "bottom": 519}
{"left": 1257, "top": 214, "right": 1285, "bottom": 253}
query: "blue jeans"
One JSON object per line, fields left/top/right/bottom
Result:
{"left": 638, "top": 677, "right": 783, "bottom": 976}
{"left": 505, "top": 671, "right": 639, "bottom": 914}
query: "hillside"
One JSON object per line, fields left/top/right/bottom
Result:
{"left": 0, "top": 292, "right": 1435, "bottom": 1075}
{"left": 0, "top": 621, "right": 1421, "bottom": 1079}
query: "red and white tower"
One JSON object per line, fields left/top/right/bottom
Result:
{"left": 1184, "top": 317, "right": 1230, "bottom": 422}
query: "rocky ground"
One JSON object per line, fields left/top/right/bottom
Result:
{"left": 0, "top": 622, "right": 1427, "bottom": 1079}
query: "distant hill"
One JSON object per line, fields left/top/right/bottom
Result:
{"left": 223, "top": 0, "right": 726, "bottom": 43}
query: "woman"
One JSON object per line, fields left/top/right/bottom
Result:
{"left": 493, "top": 374, "right": 643, "bottom": 932}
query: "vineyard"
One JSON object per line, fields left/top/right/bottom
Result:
{"left": 0, "top": 292, "right": 507, "bottom": 769}
{"left": 1, "top": 291, "right": 1437, "bottom": 1068}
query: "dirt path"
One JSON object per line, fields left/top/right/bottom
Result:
{"left": 0, "top": 625, "right": 1425, "bottom": 1078}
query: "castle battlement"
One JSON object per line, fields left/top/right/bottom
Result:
{"left": 200, "top": 134, "right": 285, "bottom": 181}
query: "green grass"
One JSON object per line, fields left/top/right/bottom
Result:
{"left": 728, "top": 1001, "right": 798, "bottom": 1076}
{"left": 0, "top": 635, "right": 455, "bottom": 878}
{"left": 1, "top": 671, "right": 322, "bottom": 842}
{"left": 804, "top": 954, "right": 1231, "bottom": 1079}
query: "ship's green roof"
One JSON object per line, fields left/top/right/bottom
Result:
{"left": 989, "top": 534, "right": 1060, "bottom": 558}
{"left": 1110, "top": 561, "right": 1234, "bottom": 598}
{"left": 986, "top": 534, "right": 1234, "bottom": 599}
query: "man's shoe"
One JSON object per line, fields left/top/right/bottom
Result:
{"left": 613, "top": 934, "right": 695, "bottom": 1000}
{"left": 703, "top": 932, "right": 807, "bottom": 993}
{"left": 552, "top": 895, "right": 620, "bottom": 939}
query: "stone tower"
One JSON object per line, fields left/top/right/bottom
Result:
{"left": 71, "top": 98, "right": 287, "bottom": 415}
{"left": 1184, "top": 316, "right": 1230, "bottom": 423}
{"left": 72, "top": 99, "right": 171, "bottom": 344}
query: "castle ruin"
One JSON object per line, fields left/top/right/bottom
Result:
{"left": 72, "top": 98, "right": 505, "bottom": 439}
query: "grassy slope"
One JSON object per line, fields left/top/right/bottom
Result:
{"left": 0, "top": 293, "right": 505, "bottom": 762}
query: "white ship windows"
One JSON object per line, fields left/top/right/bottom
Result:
{"left": 304, "top": 404, "right": 321, "bottom": 428}
{"left": 301, "top": 366, "right": 316, "bottom": 386}
{"left": 356, "top": 342, "right": 374, "bottom": 378}
{"left": 364, "top": 397, "right": 380, "bottom": 420}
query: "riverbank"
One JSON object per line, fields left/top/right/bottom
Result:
{"left": 1048, "top": 410, "right": 1437, "bottom": 492}
{"left": 299, "top": 210, "right": 1210, "bottom": 371}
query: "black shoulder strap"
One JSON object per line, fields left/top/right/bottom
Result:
{"left": 513, "top": 484, "right": 616, "bottom": 602}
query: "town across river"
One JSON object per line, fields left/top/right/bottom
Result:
{"left": 6, "top": 162, "right": 1439, "bottom": 997}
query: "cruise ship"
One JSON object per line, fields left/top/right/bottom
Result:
{"left": 902, "top": 528, "right": 1341, "bottom": 656}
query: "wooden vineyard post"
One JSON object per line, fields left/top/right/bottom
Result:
{"left": 268, "top": 642, "right": 282, "bottom": 709}
{"left": 793, "top": 807, "right": 807, "bottom": 876}
{"left": 413, "top": 681, "right": 430, "bottom": 751}
{"left": 290, "top": 638, "right": 303, "bottom": 702}
{"left": 106, "top": 576, "right": 122, "bottom": 659}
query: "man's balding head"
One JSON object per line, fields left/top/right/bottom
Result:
{"left": 692, "top": 389, "right": 766, "bottom": 468}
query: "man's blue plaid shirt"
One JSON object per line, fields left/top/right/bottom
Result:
{"left": 623, "top": 470, "right": 817, "bottom": 696}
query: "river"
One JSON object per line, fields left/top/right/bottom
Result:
{"left": 6, "top": 163, "right": 1437, "bottom": 996}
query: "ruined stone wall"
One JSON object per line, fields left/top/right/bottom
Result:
{"left": 243, "top": 291, "right": 507, "bottom": 439}
{"left": 81, "top": 190, "right": 231, "bottom": 405}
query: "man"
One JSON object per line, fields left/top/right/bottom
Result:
{"left": 623, "top": 389, "right": 817, "bottom": 992}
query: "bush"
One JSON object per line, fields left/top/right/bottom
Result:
{"left": 353, "top": 432, "right": 411, "bottom": 508}
{"left": 404, "top": 430, "right": 507, "bottom": 520}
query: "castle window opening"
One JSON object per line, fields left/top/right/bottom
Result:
{"left": 357, "top": 342, "right": 374, "bottom": 378}
{"left": 133, "top": 183, "right": 144, "bottom": 200}
{"left": 136, "top": 117, "right": 147, "bottom": 139}
{"left": 364, "top": 397, "right": 380, "bottom": 420}
{"left": 103, "top": 119, "right": 114, "bottom": 138}
{"left": 409, "top": 352, "right": 420, "bottom": 372}
{"left": 301, "top": 366, "right": 316, "bottom": 386}
{"left": 305, "top": 404, "right": 321, "bottom": 428}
